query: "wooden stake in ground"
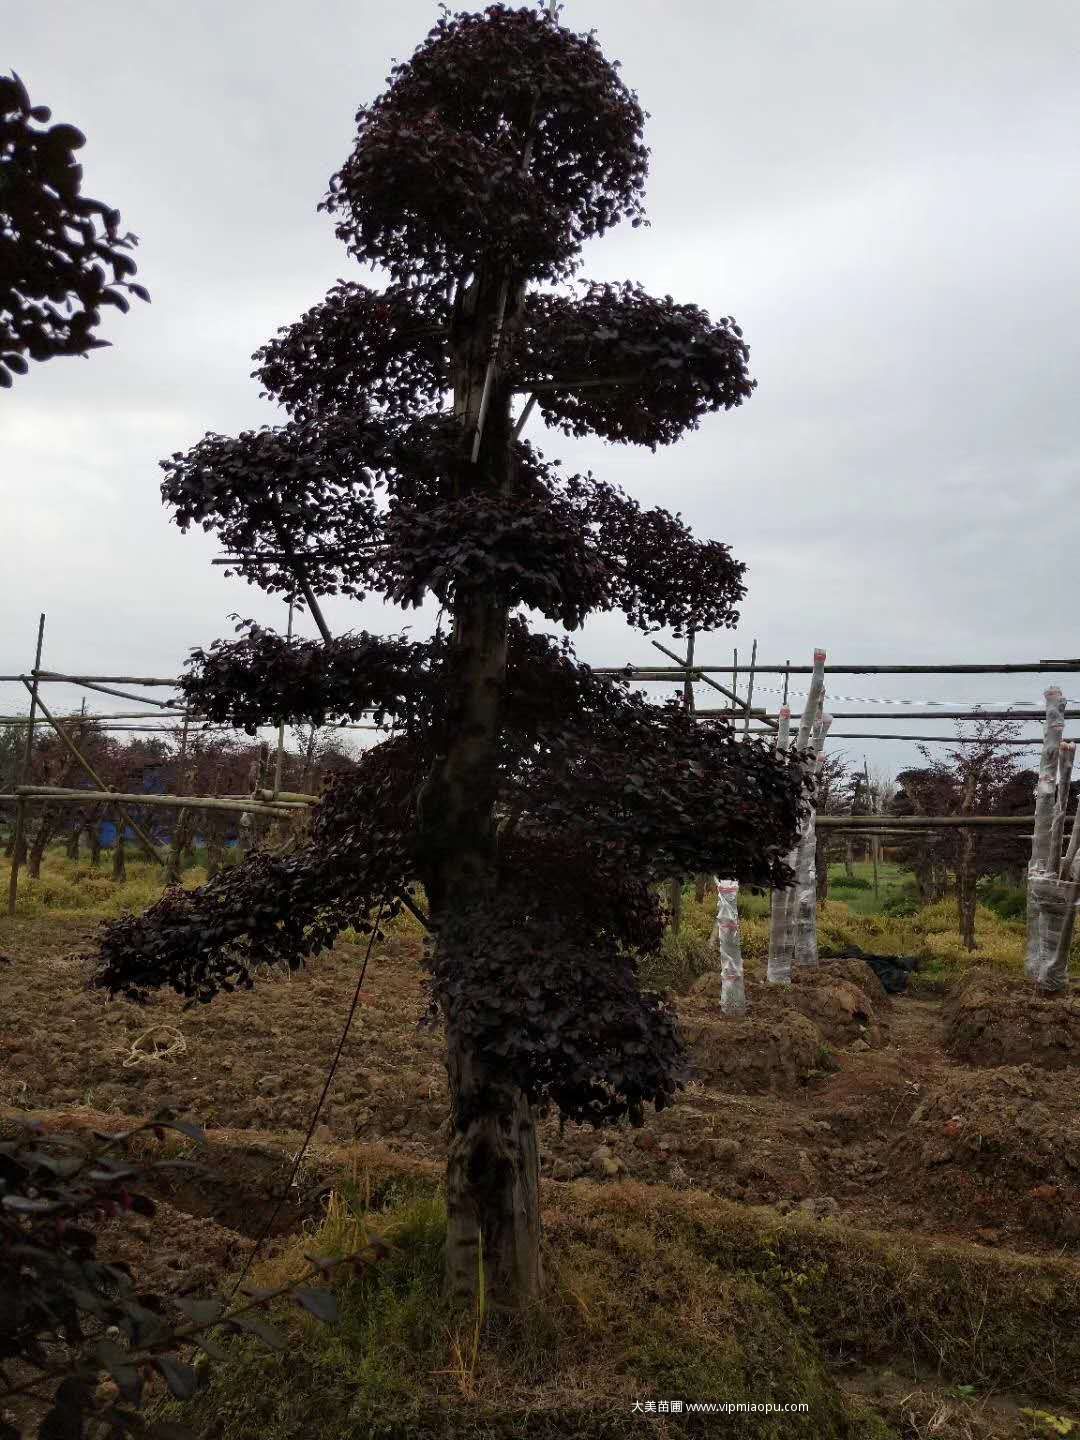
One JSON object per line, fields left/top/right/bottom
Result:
{"left": 7, "top": 613, "right": 45, "bottom": 917}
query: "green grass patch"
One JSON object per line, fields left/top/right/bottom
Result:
{"left": 173, "top": 1163, "right": 1080, "bottom": 1439}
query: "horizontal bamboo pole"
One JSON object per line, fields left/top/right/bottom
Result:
{"left": 0, "top": 674, "right": 180, "bottom": 686}
{"left": 0, "top": 711, "right": 183, "bottom": 725}
{"left": 252, "top": 788, "right": 320, "bottom": 804}
{"left": 818, "top": 814, "right": 1036, "bottom": 829}
{"left": 698, "top": 708, "right": 1049, "bottom": 722}
{"left": 16, "top": 786, "right": 309, "bottom": 818}
{"left": 594, "top": 663, "right": 1080, "bottom": 676}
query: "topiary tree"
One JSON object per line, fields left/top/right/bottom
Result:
{"left": 0, "top": 71, "right": 147, "bottom": 387}
{"left": 88, "top": 4, "right": 807, "bottom": 1309}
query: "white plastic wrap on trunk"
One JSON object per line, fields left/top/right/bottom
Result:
{"left": 1041, "top": 852, "right": 1080, "bottom": 992}
{"left": 794, "top": 733, "right": 831, "bottom": 971}
{"left": 1049, "top": 741, "right": 1076, "bottom": 878}
{"left": 711, "top": 877, "right": 746, "bottom": 1015}
{"left": 795, "top": 649, "right": 827, "bottom": 754}
{"left": 767, "top": 706, "right": 796, "bottom": 984}
{"left": 1026, "top": 688, "right": 1066, "bottom": 980}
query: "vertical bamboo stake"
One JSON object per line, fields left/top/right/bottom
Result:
{"left": 767, "top": 705, "right": 795, "bottom": 983}
{"left": 1026, "top": 687, "right": 1066, "bottom": 981}
{"left": 7, "top": 613, "right": 45, "bottom": 917}
{"left": 273, "top": 599, "right": 295, "bottom": 798}
{"left": 742, "top": 638, "right": 758, "bottom": 741}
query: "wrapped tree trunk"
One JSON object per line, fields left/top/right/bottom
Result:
{"left": 767, "top": 707, "right": 795, "bottom": 983}
{"left": 1026, "top": 688, "right": 1065, "bottom": 981}
{"left": 711, "top": 878, "right": 745, "bottom": 1015}
{"left": 769, "top": 650, "right": 826, "bottom": 984}
{"left": 794, "top": 721, "right": 831, "bottom": 971}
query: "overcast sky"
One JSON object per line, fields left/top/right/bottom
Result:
{"left": 5, "top": 0, "right": 1080, "bottom": 779}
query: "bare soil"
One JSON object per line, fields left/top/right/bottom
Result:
{"left": 3, "top": 913, "right": 1080, "bottom": 1285}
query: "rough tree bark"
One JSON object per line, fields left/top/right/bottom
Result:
{"left": 415, "top": 266, "right": 542, "bottom": 1310}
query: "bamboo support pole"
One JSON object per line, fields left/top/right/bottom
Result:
{"left": 16, "top": 786, "right": 308, "bottom": 819}
{"left": 696, "top": 708, "right": 1053, "bottom": 723}
{"left": 30, "top": 677, "right": 183, "bottom": 710}
{"left": 0, "top": 674, "right": 180, "bottom": 686}
{"left": 817, "top": 814, "right": 1037, "bottom": 830}
{"left": 19, "top": 685, "right": 166, "bottom": 868}
{"left": 592, "top": 663, "right": 1080, "bottom": 677}
{"left": 7, "top": 613, "right": 46, "bottom": 917}
{"left": 273, "top": 600, "right": 295, "bottom": 798}
{"left": 741, "top": 639, "right": 758, "bottom": 740}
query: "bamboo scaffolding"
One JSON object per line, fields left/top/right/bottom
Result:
{"left": 649, "top": 639, "right": 779, "bottom": 732}
{"left": 20, "top": 684, "right": 167, "bottom": 868}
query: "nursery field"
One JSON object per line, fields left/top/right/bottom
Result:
{"left": 3, "top": 854, "right": 1080, "bottom": 1439}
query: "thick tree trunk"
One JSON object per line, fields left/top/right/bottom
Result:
{"left": 444, "top": 1017, "right": 542, "bottom": 1308}
{"left": 28, "top": 830, "right": 47, "bottom": 880}
{"left": 65, "top": 819, "right": 81, "bottom": 861}
{"left": 418, "top": 265, "right": 540, "bottom": 1311}
{"left": 87, "top": 822, "right": 102, "bottom": 868}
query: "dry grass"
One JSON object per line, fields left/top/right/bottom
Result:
{"left": 167, "top": 1153, "right": 1080, "bottom": 1440}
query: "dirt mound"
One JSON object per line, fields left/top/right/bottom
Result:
{"left": 790, "top": 976, "right": 886, "bottom": 1048}
{"left": 944, "top": 970, "right": 1080, "bottom": 1068}
{"left": 688, "top": 963, "right": 888, "bottom": 1050}
{"left": 811, "top": 955, "right": 889, "bottom": 1003}
{"left": 889, "top": 1065, "right": 1080, "bottom": 1245}
{"left": 682, "top": 983, "right": 825, "bottom": 1093}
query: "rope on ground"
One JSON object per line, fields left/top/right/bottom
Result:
{"left": 122, "top": 1025, "right": 187, "bottom": 1068}
{"left": 226, "top": 897, "right": 387, "bottom": 1302}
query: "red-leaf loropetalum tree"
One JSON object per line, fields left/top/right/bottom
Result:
{"left": 91, "top": 6, "right": 807, "bottom": 1309}
{"left": 0, "top": 71, "right": 147, "bottom": 387}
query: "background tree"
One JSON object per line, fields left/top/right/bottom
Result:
{"left": 813, "top": 751, "right": 849, "bottom": 902}
{"left": 0, "top": 71, "right": 147, "bottom": 387}
{"left": 892, "top": 717, "right": 1036, "bottom": 948}
{"left": 89, "top": 4, "right": 806, "bottom": 1309}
